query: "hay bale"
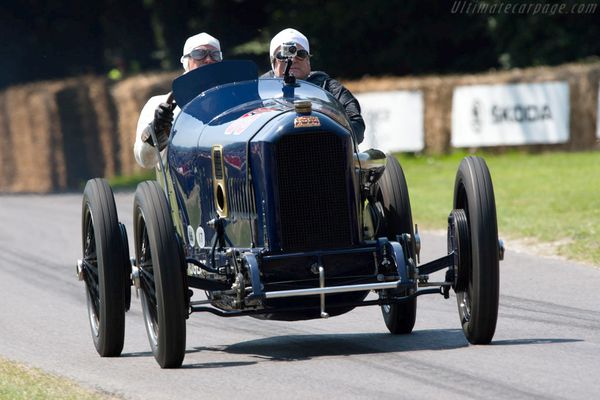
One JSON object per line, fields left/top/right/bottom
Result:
{"left": 0, "top": 76, "right": 117, "bottom": 192}
{"left": 0, "top": 72, "right": 178, "bottom": 192}
{"left": 55, "top": 77, "right": 105, "bottom": 189}
{"left": 88, "top": 77, "right": 119, "bottom": 177}
{"left": 1, "top": 82, "right": 65, "bottom": 192}
{"left": 111, "top": 71, "right": 177, "bottom": 176}
{"left": 0, "top": 90, "right": 15, "bottom": 190}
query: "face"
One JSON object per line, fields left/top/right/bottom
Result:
{"left": 272, "top": 44, "right": 311, "bottom": 80}
{"left": 187, "top": 44, "right": 221, "bottom": 71}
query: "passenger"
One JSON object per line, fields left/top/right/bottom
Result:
{"left": 261, "top": 28, "right": 365, "bottom": 144}
{"left": 134, "top": 32, "right": 222, "bottom": 168}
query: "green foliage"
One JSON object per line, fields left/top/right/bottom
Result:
{"left": 397, "top": 150, "right": 600, "bottom": 265}
{"left": 1, "top": 0, "right": 598, "bottom": 88}
{"left": 486, "top": 0, "right": 600, "bottom": 69}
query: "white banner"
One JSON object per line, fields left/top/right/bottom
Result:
{"left": 357, "top": 91, "right": 424, "bottom": 152}
{"left": 452, "top": 81, "right": 570, "bottom": 147}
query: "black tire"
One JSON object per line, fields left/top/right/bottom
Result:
{"left": 453, "top": 156, "right": 499, "bottom": 344}
{"left": 378, "top": 156, "right": 417, "bottom": 334}
{"left": 448, "top": 209, "right": 470, "bottom": 293}
{"left": 134, "top": 181, "right": 186, "bottom": 368}
{"left": 119, "top": 223, "right": 132, "bottom": 312}
{"left": 81, "top": 178, "right": 126, "bottom": 357}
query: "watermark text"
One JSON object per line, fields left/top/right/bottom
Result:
{"left": 451, "top": 1, "right": 598, "bottom": 15}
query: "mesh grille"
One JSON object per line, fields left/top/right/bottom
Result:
{"left": 275, "top": 132, "right": 352, "bottom": 251}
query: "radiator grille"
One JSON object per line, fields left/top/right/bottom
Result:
{"left": 227, "top": 177, "right": 256, "bottom": 219}
{"left": 275, "top": 132, "right": 352, "bottom": 251}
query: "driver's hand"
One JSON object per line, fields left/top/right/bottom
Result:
{"left": 151, "top": 102, "right": 174, "bottom": 150}
{"left": 153, "top": 102, "right": 174, "bottom": 132}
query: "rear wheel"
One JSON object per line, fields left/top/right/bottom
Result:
{"left": 378, "top": 156, "right": 417, "bottom": 334}
{"left": 134, "top": 181, "right": 187, "bottom": 368}
{"left": 453, "top": 156, "right": 499, "bottom": 344}
{"left": 81, "top": 178, "right": 126, "bottom": 357}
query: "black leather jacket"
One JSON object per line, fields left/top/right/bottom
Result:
{"left": 261, "top": 70, "right": 365, "bottom": 144}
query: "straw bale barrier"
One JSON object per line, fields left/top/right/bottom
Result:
{"left": 0, "top": 81, "right": 66, "bottom": 192}
{"left": 0, "top": 72, "right": 176, "bottom": 192}
{"left": 111, "top": 72, "right": 177, "bottom": 176}
{"left": 0, "top": 63, "right": 598, "bottom": 193}
{"left": 345, "top": 62, "right": 600, "bottom": 154}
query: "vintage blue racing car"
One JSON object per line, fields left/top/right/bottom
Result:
{"left": 77, "top": 60, "right": 503, "bottom": 368}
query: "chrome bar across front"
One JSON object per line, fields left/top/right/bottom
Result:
{"left": 263, "top": 280, "right": 402, "bottom": 299}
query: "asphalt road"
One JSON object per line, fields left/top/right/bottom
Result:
{"left": 0, "top": 192, "right": 599, "bottom": 400}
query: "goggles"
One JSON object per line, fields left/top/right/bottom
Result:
{"left": 275, "top": 49, "right": 310, "bottom": 61}
{"left": 186, "top": 48, "right": 223, "bottom": 62}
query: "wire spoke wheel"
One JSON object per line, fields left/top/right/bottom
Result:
{"left": 138, "top": 225, "right": 159, "bottom": 346}
{"left": 82, "top": 215, "right": 100, "bottom": 334}
{"left": 81, "top": 178, "right": 126, "bottom": 357}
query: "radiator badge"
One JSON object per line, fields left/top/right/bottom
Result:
{"left": 294, "top": 115, "right": 320, "bottom": 128}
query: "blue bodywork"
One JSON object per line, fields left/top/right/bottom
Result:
{"left": 169, "top": 62, "right": 356, "bottom": 253}
{"left": 78, "top": 60, "right": 494, "bottom": 366}
{"left": 162, "top": 61, "right": 410, "bottom": 320}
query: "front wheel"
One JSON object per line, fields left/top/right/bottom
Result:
{"left": 377, "top": 156, "right": 417, "bottom": 334}
{"left": 453, "top": 156, "right": 499, "bottom": 344}
{"left": 134, "top": 181, "right": 187, "bottom": 368}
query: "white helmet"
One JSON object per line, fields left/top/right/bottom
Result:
{"left": 180, "top": 32, "right": 221, "bottom": 72}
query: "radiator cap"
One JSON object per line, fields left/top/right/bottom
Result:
{"left": 294, "top": 100, "right": 312, "bottom": 114}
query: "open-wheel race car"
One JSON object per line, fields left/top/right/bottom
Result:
{"left": 77, "top": 60, "right": 503, "bottom": 368}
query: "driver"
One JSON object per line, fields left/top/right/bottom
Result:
{"left": 134, "top": 32, "right": 222, "bottom": 168}
{"left": 261, "top": 28, "right": 365, "bottom": 144}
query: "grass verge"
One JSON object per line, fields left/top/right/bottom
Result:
{"left": 102, "top": 151, "right": 599, "bottom": 264}
{"left": 396, "top": 150, "right": 600, "bottom": 265}
{"left": 107, "top": 170, "right": 155, "bottom": 191}
{"left": 0, "top": 356, "right": 119, "bottom": 400}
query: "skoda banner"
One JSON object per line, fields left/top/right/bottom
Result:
{"left": 357, "top": 91, "right": 424, "bottom": 152}
{"left": 451, "top": 81, "right": 570, "bottom": 147}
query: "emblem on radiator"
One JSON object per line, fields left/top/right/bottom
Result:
{"left": 294, "top": 116, "right": 320, "bottom": 128}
